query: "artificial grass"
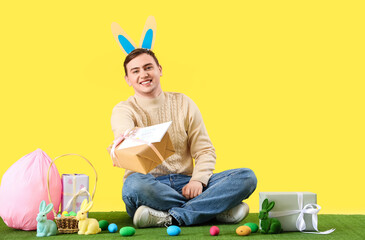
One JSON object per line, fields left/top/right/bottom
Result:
{"left": 1, "top": 213, "right": 364, "bottom": 240}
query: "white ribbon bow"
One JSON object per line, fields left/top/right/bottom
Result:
{"left": 269, "top": 192, "right": 335, "bottom": 234}
{"left": 64, "top": 187, "right": 91, "bottom": 212}
{"left": 110, "top": 128, "right": 138, "bottom": 158}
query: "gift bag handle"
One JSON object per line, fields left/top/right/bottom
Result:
{"left": 46, "top": 153, "right": 98, "bottom": 217}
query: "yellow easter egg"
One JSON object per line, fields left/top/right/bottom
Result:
{"left": 236, "top": 225, "right": 251, "bottom": 236}
{"left": 61, "top": 211, "right": 69, "bottom": 216}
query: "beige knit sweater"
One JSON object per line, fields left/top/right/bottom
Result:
{"left": 110, "top": 92, "right": 216, "bottom": 185}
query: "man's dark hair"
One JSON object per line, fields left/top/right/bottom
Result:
{"left": 124, "top": 48, "right": 160, "bottom": 76}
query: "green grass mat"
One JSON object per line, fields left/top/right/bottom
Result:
{"left": 1, "top": 213, "right": 364, "bottom": 239}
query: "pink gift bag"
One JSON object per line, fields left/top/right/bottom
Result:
{"left": 0, "top": 149, "right": 62, "bottom": 230}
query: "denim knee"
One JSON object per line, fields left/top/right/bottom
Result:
{"left": 122, "top": 173, "right": 165, "bottom": 201}
{"left": 122, "top": 173, "right": 151, "bottom": 199}
{"left": 226, "top": 168, "right": 257, "bottom": 198}
{"left": 240, "top": 168, "right": 257, "bottom": 195}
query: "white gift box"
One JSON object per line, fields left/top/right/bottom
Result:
{"left": 61, "top": 174, "right": 89, "bottom": 214}
{"left": 259, "top": 192, "right": 319, "bottom": 232}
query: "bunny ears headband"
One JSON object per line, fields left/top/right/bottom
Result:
{"left": 111, "top": 16, "right": 157, "bottom": 55}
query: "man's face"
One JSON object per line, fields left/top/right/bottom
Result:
{"left": 125, "top": 53, "right": 162, "bottom": 98}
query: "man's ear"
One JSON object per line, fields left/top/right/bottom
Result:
{"left": 159, "top": 65, "right": 162, "bottom": 77}
{"left": 125, "top": 75, "right": 132, "bottom": 86}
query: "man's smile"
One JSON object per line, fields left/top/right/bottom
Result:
{"left": 140, "top": 79, "right": 152, "bottom": 85}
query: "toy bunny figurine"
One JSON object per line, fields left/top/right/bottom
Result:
{"left": 36, "top": 200, "right": 58, "bottom": 237}
{"left": 76, "top": 199, "right": 101, "bottom": 235}
{"left": 259, "top": 199, "right": 282, "bottom": 234}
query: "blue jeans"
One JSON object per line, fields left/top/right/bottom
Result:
{"left": 122, "top": 168, "right": 257, "bottom": 226}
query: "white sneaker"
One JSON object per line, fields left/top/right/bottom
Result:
{"left": 216, "top": 202, "right": 249, "bottom": 223}
{"left": 133, "top": 205, "right": 172, "bottom": 228}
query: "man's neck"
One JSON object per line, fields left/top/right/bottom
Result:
{"left": 134, "top": 91, "right": 165, "bottom": 109}
{"left": 135, "top": 88, "right": 163, "bottom": 99}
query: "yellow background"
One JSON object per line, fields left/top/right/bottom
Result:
{"left": 0, "top": 1, "right": 364, "bottom": 214}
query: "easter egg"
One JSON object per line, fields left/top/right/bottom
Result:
{"left": 236, "top": 225, "right": 251, "bottom": 236}
{"left": 244, "top": 222, "right": 258, "bottom": 233}
{"left": 210, "top": 226, "right": 220, "bottom": 236}
{"left": 167, "top": 225, "right": 181, "bottom": 236}
{"left": 120, "top": 226, "right": 136, "bottom": 236}
{"left": 69, "top": 211, "right": 76, "bottom": 216}
{"left": 57, "top": 214, "right": 62, "bottom": 218}
{"left": 108, "top": 223, "right": 118, "bottom": 233}
{"left": 99, "top": 220, "right": 109, "bottom": 230}
{"left": 61, "top": 211, "right": 68, "bottom": 216}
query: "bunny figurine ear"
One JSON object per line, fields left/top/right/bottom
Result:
{"left": 111, "top": 22, "right": 137, "bottom": 55}
{"left": 39, "top": 200, "right": 46, "bottom": 212}
{"left": 262, "top": 199, "right": 268, "bottom": 209}
{"left": 84, "top": 201, "right": 93, "bottom": 212}
{"left": 267, "top": 201, "right": 275, "bottom": 211}
{"left": 138, "top": 16, "right": 157, "bottom": 50}
{"left": 80, "top": 199, "right": 88, "bottom": 211}
{"left": 44, "top": 203, "right": 54, "bottom": 214}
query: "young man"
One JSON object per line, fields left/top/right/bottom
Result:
{"left": 111, "top": 48, "right": 257, "bottom": 228}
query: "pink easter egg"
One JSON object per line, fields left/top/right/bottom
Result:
{"left": 210, "top": 226, "right": 220, "bottom": 236}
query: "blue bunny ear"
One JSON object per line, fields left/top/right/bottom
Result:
{"left": 44, "top": 203, "right": 54, "bottom": 214}
{"left": 111, "top": 22, "right": 137, "bottom": 55}
{"left": 39, "top": 200, "right": 46, "bottom": 212}
{"left": 139, "top": 16, "right": 157, "bottom": 50}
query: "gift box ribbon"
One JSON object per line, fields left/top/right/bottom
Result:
{"left": 64, "top": 187, "right": 91, "bottom": 212}
{"left": 268, "top": 192, "right": 335, "bottom": 234}
{"left": 110, "top": 128, "right": 165, "bottom": 163}
{"left": 63, "top": 174, "right": 90, "bottom": 213}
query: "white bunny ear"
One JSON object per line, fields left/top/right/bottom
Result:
{"left": 111, "top": 22, "right": 137, "bottom": 55}
{"left": 138, "top": 16, "right": 157, "bottom": 50}
{"left": 39, "top": 200, "right": 46, "bottom": 212}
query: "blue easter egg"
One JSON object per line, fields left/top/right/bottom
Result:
{"left": 167, "top": 225, "right": 181, "bottom": 236}
{"left": 108, "top": 223, "right": 118, "bottom": 233}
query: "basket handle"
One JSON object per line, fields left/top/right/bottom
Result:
{"left": 47, "top": 153, "right": 98, "bottom": 217}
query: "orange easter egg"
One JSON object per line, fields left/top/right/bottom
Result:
{"left": 236, "top": 225, "right": 251, "bottom": 236}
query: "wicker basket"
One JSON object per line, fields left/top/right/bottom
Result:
{"left": 47, "top": 153, "right": 98, "bottom": 234}
{"left": 54, "top": 216, "right": 79, "bottom": 234}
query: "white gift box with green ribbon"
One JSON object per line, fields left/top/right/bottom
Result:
{"left": 259, "top": 192, "right": 335, "bottom": 234}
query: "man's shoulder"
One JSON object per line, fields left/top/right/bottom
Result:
{"left": 112, "top": 96, "right": 136, "bottom": 112}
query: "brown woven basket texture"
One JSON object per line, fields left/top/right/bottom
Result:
{"left": 55, "top": 216, "right": 79, "bottom": 234}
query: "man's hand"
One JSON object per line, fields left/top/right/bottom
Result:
{"left": 182, "top": 180, "right": 203, "bottom": 199}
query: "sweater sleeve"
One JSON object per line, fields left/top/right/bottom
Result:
{"left": 185, "top": 95, "right": 216, "bottom": 186}
{"left": 111, "top": 102, "right": 135, "bottom": 139}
